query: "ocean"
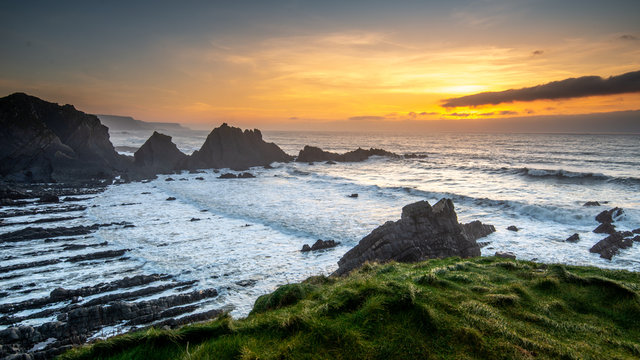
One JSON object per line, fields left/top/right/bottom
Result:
{"left": 2, "top": 129, "right": 639, "bottom": 335}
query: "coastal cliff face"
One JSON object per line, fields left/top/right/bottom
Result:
{"left": 0, "top": 93, "right": 126, "bottom": 182}
{"left": 334, "top": 199, "right": 495, "bottom": 276}
{"left": 190, "top": 123, "right": 293, "bottom": 170}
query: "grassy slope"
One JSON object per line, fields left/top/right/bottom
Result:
{"left": 60, "top": 257, "right": 640, "bottom": 360}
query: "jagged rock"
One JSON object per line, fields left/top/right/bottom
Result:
{"left": 348, "top": 193, "right": 358, "bottom": 198}
{"left": 565, "top": 233, "right": 580, "bottom": 242}
{"left": 593, "top": 222, "right": 616, "bottom": 234}
{"left": 495, "top": 251, "right": 516, "bottom": 259}
{"left": 632, "top": 228, "right": 640, "bottom": 234}
{"left": 583, "top": 201, "right": 600, "bottom": 207}
{"left": 301, "top": 239, "right": 340, "bottom": 252}
{"left": 0, "top": 93, "right": 127, "bottom": 182}
{"left": 134, "top": 132, "right": 188, "bottom": 174}
{"left": 461, "top": 221, "right": 496, "bottom": 240}
{"left": 595, "top": 207, "right": 624, "bottom": 223}
{"left": 507, "top": 225, "right": 519, "bottom": 232}
{"left": 165, "top": 177, "right": 175, "bottom": 181}
{"left": 189, "top": 123, "right": 293, "bottom": 170}
{"left": 333, "top": 199, "right": 494, "bottom": 276}
{"left": 296, "top": 145, "right": 398, "bottom": 163}
{"left": 590, "top": 232, "right": 634, "bottom": 260}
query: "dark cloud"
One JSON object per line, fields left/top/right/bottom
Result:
{"left": 499, "top": 110, "right": 518, "bottom": 115}
{"left": 532, "top": 50, "right": 544, "bottom": 56}
{"left": 419, "top": 111, "right": 439, "bottom": 116}
{"left": 441, "top": 70, "right": 640, "bottom": 107}
{"left": 620, "top": 34, "right": 638, "bottom": 41}
{"left": 447, "top": 112, "right": 471, "bottom": 117}
{"left": 480, "top": 112, "right": 494, "bottom": 116}
{"left": 348, "top": 115, "right": 386, "bottom": 121}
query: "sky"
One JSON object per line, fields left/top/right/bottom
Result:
{"left": 1, "top": 0, "right": 639, "bottom": 131}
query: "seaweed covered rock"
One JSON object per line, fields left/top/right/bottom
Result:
{"left": 334, "top": 199, "right": 495, "bottom": 276}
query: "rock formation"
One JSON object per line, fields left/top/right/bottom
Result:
{"left": 590, "top": 232, "right": 634, "bottom": 260}
{"left": 0, "top": 93, "right": 128, "bottom": 182}
{"left": 301, "top": 239, "right": 340, "bottom": 252}
{"left": 296, "top": 145, "right": 398, "bottom": 163}
{"left": 333, "top": 199, "right": 495, "bottom": 276}
{"left": 190, "top": 123, "right": 293, "bottom": 170}
{"left": 134, "top": 131, "right": 188, "bottom": 174}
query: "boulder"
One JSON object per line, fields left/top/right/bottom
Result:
{"left": 133, "top": 132, "right": 188, "bottom": 174}
{"left": 0, "top": 93, "right": 128, "bottom": 182}
{"left": 296, "top": 145, "right": 398, "bottom": 163}
{"left": 348, "top": 193, "right": 358, "bottom": 198}
{"left": 218, "top": 173, "right": 237, "bottom": 179}
{"left": 333, "top": 199, "right": 494, "bottom": 276}
{"left": 189, "top": 123, "right": 293, "bottom": 170}
{"left": 301, "top": 239, "right": 340, "bottom": 252}
{"left": 507, "top": 225, "right": 519, "bottom": 232}
{"left": 495, "top": 251, "right": 516, "bottom": 259}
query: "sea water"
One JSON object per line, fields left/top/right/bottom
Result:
{"left": 2, "top": 130, "right": 639, "bottom": 324}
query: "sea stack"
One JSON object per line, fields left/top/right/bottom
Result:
{"left": 134, "top": 131, "right": 188, "bottom": 174}
{"left": 189, "top": 123, "right": 293, "bottom": 170}
{"left": 333, "top": 199, "right": 495, "bottom": 276}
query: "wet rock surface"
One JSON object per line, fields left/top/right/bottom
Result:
{"left": 333, "top": 199, "right": 495, "bottom": 276}
{"left": 588, "top": 207, "right": 636, "bottom": 260}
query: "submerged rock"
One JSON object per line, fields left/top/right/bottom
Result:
{"left": 333, "top": 199, "right": 495, "bottom": 276}
{"left": 348, "top": 193, "right": 358, "bottom": 198}
{"left": 583, "top": 201, "right": 601, "bottom": 207}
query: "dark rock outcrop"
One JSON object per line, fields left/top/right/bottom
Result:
{"left": 595, "top": 207, "right": 624, "bottom": 224}
{"left": 189, "top": 123, "right": 292, "bottom": 170}
{"left": 133, "top": 131, "right": 188, "bottom": 174}
{"left": 0, "top": 93, "right": 127, "bottom": 182}
{"left": 590, "top": 232, "right": 634, "bottom": 260}
{"left": 333, "top": 199, "right": 495, "bottom": 276}
{"left": 565, "top": 233, "right": 580, "bottom": 242}
{"left": 593, "top": 222, "right": 616, "bottom": 234}
{"left": 301, "top": 239, "right": 340, "bottom": 252}
{"left": 296, "top": 145, "right": 398, "bottom": 163}
{"left": 507, "top": 225, "right": 519, "bottom": 232}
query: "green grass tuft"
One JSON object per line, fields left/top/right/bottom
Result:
{"left": 60, "top": 257, "right": 640, "bottom": 360}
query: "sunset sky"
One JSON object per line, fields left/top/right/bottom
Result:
{"left": 1, "top": 0, "right": 639, "bottom": 130}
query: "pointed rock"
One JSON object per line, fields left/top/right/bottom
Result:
{"left": 134, "top": 131, "right": 188, "bottom": 174}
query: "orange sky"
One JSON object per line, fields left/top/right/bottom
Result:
{"left": 1, "top": 1, "right": 639, "bottom": 130}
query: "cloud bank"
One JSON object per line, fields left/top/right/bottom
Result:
{"left": 442, "top": 70, "right": 640, "bottom": 107}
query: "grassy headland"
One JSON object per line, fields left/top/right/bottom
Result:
{"left": 60, "top": 257, "right": 640, "bottom": 359}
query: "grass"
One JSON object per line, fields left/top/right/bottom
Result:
{"left": 59, "top": 257, "right": 640, "bottom": 359}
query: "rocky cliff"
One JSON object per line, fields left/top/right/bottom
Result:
{"left": 189, "top": 123, "right": 293, "bottom": 170}
{"left": 0, "top": 93, "right": 127, "bottom": 182}
{"left": 333, "top": 199, "right": 495, "bottom": 276}
{"left": 134, "top": 131, "right": 188, "bottom": 174}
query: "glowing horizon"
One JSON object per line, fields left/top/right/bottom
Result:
{"left": 1, "top": 1, "right": 639, "bottom": 130}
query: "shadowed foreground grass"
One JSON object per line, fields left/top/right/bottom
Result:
{"left": 60, "top": 257, "right": 640, "bottom": 359}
